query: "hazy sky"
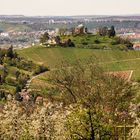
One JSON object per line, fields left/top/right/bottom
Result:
{"left": 0, "top": 0, "right": 140, "bottom": 16}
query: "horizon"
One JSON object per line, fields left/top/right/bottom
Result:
{"left": 0, "top": 0, "right": 140, "bottom": 16}
{"left": 0, "top": 14, "right": 140, "bottom": 17}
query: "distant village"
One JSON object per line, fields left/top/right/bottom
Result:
{"left": 0, "top": 19, "right": 140, "bottom": 49}
{"left": 0, "top": 31, "right": 41, "bottom": 49}
{"left": 0, "top": 24, "right": 88, "bottom": 48}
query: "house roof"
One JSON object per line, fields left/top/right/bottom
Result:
{"left": 133, "top": 43, "right": 140, "bottom": 49}
{"left": 77, "top": 24, "right": 84, "bottom": 28}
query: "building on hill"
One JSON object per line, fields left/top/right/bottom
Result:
{"left": 74, "top": 24, "right": 88, "bottom": 34}
{"left": 133, "top": 43, "right": 140, "bottom": 50}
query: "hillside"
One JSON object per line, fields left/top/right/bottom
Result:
{"left": 0, "top": 47, "right": 48, "bottom": 102}
{"left": 17, "top": 46, "right": 140, "bottom": 80}
{"left": 16, "top": 33, "right": 140, "bottom": 96}
{"left": 59, "top": 34, "right": 131, "bottom": 50}
{"left": 16, "top": 45, "right": 140, "bottom": 98}
{"left": 0, "top": 22, "right": 31, "bottom": 32}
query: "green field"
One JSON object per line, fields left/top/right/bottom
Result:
{"left": 61, "top": 34, "right": 127, "bottom": 49}
{"left": 17, "top": 45, "right": 140, "bottom": 96}
{"left": 17, "top": 46, "right": 140, "bottom": 81}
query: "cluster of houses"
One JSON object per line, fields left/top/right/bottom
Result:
{"left": 0, "top": 31, "right": 41, "bottom": 48}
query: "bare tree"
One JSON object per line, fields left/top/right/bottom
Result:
{"left": 49, "top": 60, "right": 135, "bottom": 139}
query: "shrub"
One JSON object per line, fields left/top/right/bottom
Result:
{"left": 82, "top": 42, "right": 88, "bottom": 45}
{"left": 94, "top": 39, "right": 100, "bottom": 44}
{"left": 33, "top": 65, "right": 49, "bottom": 75}
{"left": 5, "top": 77, "right": 17, "bottom": 86}
{"left": 111, "top": 41, "right": 118, "bottom": 45}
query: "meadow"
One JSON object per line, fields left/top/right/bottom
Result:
{"left": 17, "top": 46, "right": 140, "bottom": 96}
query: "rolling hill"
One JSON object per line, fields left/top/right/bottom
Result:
{"left": 16, "top": 45, "right": 140, "bottom": 97}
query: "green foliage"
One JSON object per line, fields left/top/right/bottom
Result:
{"left": 0, "top": 47, "right": 48, "bottom": 96}
{"left": 60, "top": 34, "right": 130, "bottom": 50}
{"left": 17, "top": 46, "right": 140, "bottom": 81}
{"left": 62, "top": 39, "right": 75, "bottom": 47}
{"left": 5, "top": 77, "right": 16, "bottom": 86}
{"left": 98, "top": 26, "right": 109, "bottom": 36}
{"left": 0, "top": 90, "right": 6, "bottom": 100}
{"left": 108, "top": 26, "right": 116, "bottom": 37}
{"left": 6, "top": 45, "right": 14, "bottom": 58}
{"left": 114, "top": 36, "right": 133, "bottom": 49}
{"left": 33, "top": 65, "right": 49, "bottom": 75}
{"left": 39, "top": 32, "right": 49, "bottom": 44}
{"left": 98, "top": 26, "right": 116, "bottom": 37}
{"left": 94, "top": 39, "right": 100, "bottom": 44}
{"left": 16, "top": 85, "right": 21, "bottom": 92}
{"left": 66, "top": 107, "right": 112, "bottom": 139}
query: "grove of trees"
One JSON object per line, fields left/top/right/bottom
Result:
{"left": 48, "top": 60, "right": 136, "bottom": 139}
{"left": 0, "top": 60, "right": 139, "bottom": 139}
{"left": 0, "top": 46, "right": 48, "bottom": 100}
{"left": 98, "top": 26, "right": 116, "bottom": 37}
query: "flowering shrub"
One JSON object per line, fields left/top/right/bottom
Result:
{"left": 0, "top": 100, "right": 67, "bottom": 140}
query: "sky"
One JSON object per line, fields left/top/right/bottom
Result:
{"left": 0, "top": 0, "right": 140, "bottom": 16}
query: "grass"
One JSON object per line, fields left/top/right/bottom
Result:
{"left": 61, "top": 34, "right": 126, "bottom": 49}
{"left": 16, "top": 45, "right": 140, "bottom": 96}
{"left": 0, "top": 84, "right": 16, "bottom": 94}
{"left": 17, "top": 46, "right": 140, "bottom": 81}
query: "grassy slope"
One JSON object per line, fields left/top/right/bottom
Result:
{"left": 61, "top": 35, "right": 126, "bottom": 49}
{"left": 0, "top": 65, "right": 32, "bottom": 94}
{"left": 17, "top": 46, "right": 140, "bottom": 80}
{"left": 17, "top": 46, "right": 140, "bottom": 96}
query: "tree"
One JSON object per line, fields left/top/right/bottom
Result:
{"left": 55, "top": 36, "right": 61, "bottom": 45}
{"left": 49, "top": 60, "right": 135, "bottom": 139}
{"left": 7, "top": 45, "right": 14, "bottom": 58}
{"left": 114, "top": 36, "right": 133, "bottom": 49}
{"left": 58, "top": 28, "right": 67, "bottom": 36}
{"left": 15, "top": 92, "right": 23, "bottom": 102}
{"left": 98, "top": 26, "right": 108, "bottom": 36}
{"left": 108, "top": 26, "right": 116, "bottom": 37}
{"left": 98, "top": 26, "right": 116, "bottom": 37}
{"left": 0, "top": 75, "right": 2, "bottom": 85}
{"left": 16, "top": 85, "right": 21, "bottom": 93}
{"left": 39, "top": 32, "right": 49, "bottom": 44}
{"left": 65, "top": 39, "right": 75, "bottom": 47}
{"left": 15, "top": 70, "right": 20, "bottom": 80}
{"left": 0, "top": 100, "right": 66, "bottom": 139}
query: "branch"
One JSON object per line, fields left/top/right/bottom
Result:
{"left": 73, "top": 132, "right": 88, "bottom": 140}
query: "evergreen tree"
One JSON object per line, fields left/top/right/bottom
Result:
{"left": 108, "top": 26, "right": 116, "bottom": 37}
{"left": 7, "top": 45, "right": 14, "bottom": 58}
{"left": 40, "top": 32, "right": 49, "bottom": 44}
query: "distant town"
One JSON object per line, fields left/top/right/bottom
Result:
{"left": 0, "top": 15, "right": 140, "bottom": 49}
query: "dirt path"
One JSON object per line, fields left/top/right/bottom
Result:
{"left": 21, "top": 71, "right": 48, "bottom": 94}
{"left": 128, "top": 70, "right": 133, "bottom": 81}
{"left": 100, "top": 57, "right": 140, "bottom": 64}
{"left": 21, "top": 57, "right": 138, "bottom": 93}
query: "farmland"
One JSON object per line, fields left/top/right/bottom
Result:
{"left": 16, "top": 46, "right": 140, "bottom": 96}
{"left": 17, "top": 47, "right": 140, "bottom": 74}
